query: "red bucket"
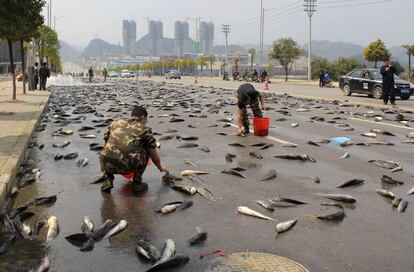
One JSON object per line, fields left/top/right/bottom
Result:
{"left": 121, "top": 159, "right": 152, "bottom": 180}
{"left": 253, "top": 117, "right": 270, "bottom": 136}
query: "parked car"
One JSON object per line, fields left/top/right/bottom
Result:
{"left": 108, "top": 71, "right": 118, "bottom": 78}
{"left": 339, "top": 68, "right": 414, "bottom": 100}
{"left": 165, "top": 70, "right": 182, "bottom": 79}
{"left": 120, "top": 70, "right": 134, "bottom": 78}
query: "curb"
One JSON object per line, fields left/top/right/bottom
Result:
{"left": 0, "top": 89, "right": 51, "bottom": 206}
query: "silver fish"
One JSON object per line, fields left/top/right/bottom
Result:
{"left": 103, "top": 219, "right": 128, "bottom": 239}
{"left": 337, "top": 178, "right": 365, "bottom": 188}
{"left": 136, "top": 239, "right": 161, "bottom": 262}
{"left": 196, "top": 187, "right": 216, "bottom": 201}
{"left": 397, "top": 200, "right": 408, "bottom": 213}
{"left": 381, "top": 175, "right": 404, "bottom": 186}
{"left": 46, "top": 216, "right": 59, "bottom": 242}
{"left": 317, "top": 193, "right": 356, "bottom": 203}
{"left": 188, "top": 227, "right": 208, "bottom": 245}
{"left": 180, "top": 170, "right": 209, "bottom": 176}
{"left": 406, "top": 187, "right": 414, "bottom": 195}
{"left": 83, "top": 216, "right": 94, "bottom": 232}
{"left": 256, "top": 200, "right": 274, "bottom": 211}
{"left": 184, "top": 159, "right": 198, "bottom": 167}
{"left": 376, "top": 189, "right": 395, "bottom": 200}
{"left": 221, "top": 169, "right": 247, "bottom": 178}
{"left": 76, "top": 158, "right": 89, "bottom": 167}
{"left": 338, "top": 152, "right": 350, "bottom": 159}
{"left": 249, "top": 152, "right": 263, "bottom": 159}
{"left": 237, "top": 206, "right": 277, "bottom": 222}
{"left": 171, "top": 184, "right": 197, "bottom": 195}
{"left": 154, "top": 239, "right": 176, "bottom": 266}
{"left": 177, "top": 143, "right": 198, "bottom": 148}
{"left": 260, "top": 169, "right": 278, "bottom": 181}
{"left": 276, "top": 219, "right": 297, "bottom": 234}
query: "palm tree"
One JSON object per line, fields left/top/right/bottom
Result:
{"left": 402, "top": 44, "right": 414, "bottom": 81}
{"left": 206, "top": 55, "right": 216, "bottom": 78}
{"left": 248, "top": 48, "right": 256, "bottom": 68}
{"left": 197, "top": 56, "right": 207, "bottom": 77}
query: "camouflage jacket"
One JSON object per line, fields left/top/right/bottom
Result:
{"left": 100, "top": 117, "right": 156, "bottom": 171}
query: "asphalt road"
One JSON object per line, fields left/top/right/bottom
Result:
{"left": 1, "top": 79, "right": 414, "bottom": 272}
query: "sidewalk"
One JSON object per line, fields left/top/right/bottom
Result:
{"left": 0, "top": 81, "right": 50, "bottom": 205}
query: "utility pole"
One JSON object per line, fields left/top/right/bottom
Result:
{"left": 186, "top": 16, "right": 202, "bottom": 53}
{"left": 304, "top": 0, "right": 316, "bottom": 81}
{"left": 262, "top": 7, "right": 276, "bottom": 67}
{"left": 221, "top": 24, "right": 231, "bottom": 71}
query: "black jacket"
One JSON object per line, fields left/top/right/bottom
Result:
{"left": 380, "top": 65, "right": 396, "bottom": 83}
{"left": 39, "top": 66, "right": 50, "bottom": 79}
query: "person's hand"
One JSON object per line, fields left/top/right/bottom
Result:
{"left": 236, "top": 127, "right": 243, "bottom": 136}
{"left": 160, "top": 166, "right": 169, "bottom": 176}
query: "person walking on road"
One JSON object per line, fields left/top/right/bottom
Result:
{"left": 103, "top": 68, "right": 108, "bottom": 82}
{"left": 99, "top": 106, "right": 170, "bottom": 193}
{"left": 236, "top": 83, "right": 265, "bottom": 136}
{"left": 319, "top": 71, "right": 324, "bottom": 87}
{"left": 88, "top": 66, "right": 94, "bottom": 83}
{"left": 38, "top": 62, "right": 50, "bottom": 91}
{"left": 380, "top": 59, "right": 397, "bottom": 106}
{"left": 34, "top": 62, "right": 39, "bottom": 90}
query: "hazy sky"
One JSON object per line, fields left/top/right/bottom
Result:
{"left": 49, "top": 0, "right": 414, "bottom": 48}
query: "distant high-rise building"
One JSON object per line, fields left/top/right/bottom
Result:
{"left": 148, "top": 20, "right": 163, "bottom": 57}
{"left": 174, "top": 21, "right": 189, "bottom": 57}
{"left": 200, "top": 22, "right": 214, "bottom": 54}
{"left": 123, "top": 20, "right": 136, "bottom": 55}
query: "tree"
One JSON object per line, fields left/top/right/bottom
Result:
{"left": 34, "top": 25, "right": 60, "bottom": 70}
{"left": 197, "top": 56, "right": 207, "bottom": 77}
{"left": 248, "top": 48, "right": 256, "bottom": 68}
{"left": 330, "top": 57, "right": 362, "bottom": 80}
{"left": 206, "top": 55, "right": 216, "bottom": 78}
{"left": 311, "top": 57, "right": 329, "bottom": 80}
{"left": 269, "top": 38, "right": 302, "bottom": 81}
{"left": 363, "top": 39, "right": 390, "bottom": 68}
{"left": 391, "top": 61, "right": 404, "bottom": 75}
{"left": 402, "top": 44, "right": 414, "bottom": 81}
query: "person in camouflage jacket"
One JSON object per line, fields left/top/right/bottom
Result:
{"left": 99, "top": 106, "right": 169, "bottom": 193}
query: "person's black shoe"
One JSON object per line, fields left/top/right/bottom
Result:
{"left": 100, "top": 178, "right": 114, "bottom": 193}
{"left": 132, "top": 180, "right": 148, "bottom": 193}
{"left": 242, "top": 128, "right": 250, "bottom": 134}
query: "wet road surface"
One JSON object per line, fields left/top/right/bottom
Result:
{"left": 1, "top": 79, "right": 414, "bottom": 272}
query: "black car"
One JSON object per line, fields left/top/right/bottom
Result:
{"left": 339, "top": 69, "right": 414, "bottom": 100}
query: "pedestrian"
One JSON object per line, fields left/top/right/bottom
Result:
{"left": 380, "top": 59, "right": 397, "bottom": 106}
{"left": 103, "top": 68, "right": 108, "bottom": 82}
{"left": 260, "top": 69, "right": 268, "bottom": 83}
{"left": 236, "top": 83, "right": 265, "bottom": 135}
{"left": 99, "top": 106, "right": 170, "bottom": 193}
{"left": 319, "top": 71, "right": 324, "bottom": 87}
{"left": 38, "top": 62, "right": 50, "bottom": 91}
{"left": 34, "top": 62, "right": 39, "bottom": 90}
{"left": 88, "top": 66, "right": 94, "bottom": 83}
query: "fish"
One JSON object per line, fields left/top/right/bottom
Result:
{"left": 340, "top": 140, "right": 354, "bottom": 147}
{"left": 78, "top": 126, "right": 95, "bottom": 131}
{"left": 406, "top": 187, "right": 414, "bottom": 195}
{"left": 310, "top": 176, "right": 321, "bottom": 183}
{"left": 169, "top": 118, "right": 185, "bottom": 123}
{"left": 159, "top": 135, "right": 175, "bottom": 141}
{"left": 145, "top": 254, "right": 189, "bottom": 272}
{"left": 307, "top": 141, "right": 320, "bottom": 147}
{"left": 317, "top": 193, "right": 356, "bottom": 203}
{"left": 177, "top": 136, "right": 199, "bottom": 141}
{"left": 251, "top": 143, "right": 267, "bottom": 147}
{"left": 32, "top": 221, "right": 45, "bottom": 238}
{"left": 407, "top": 132, "right": 414, "bottom": 138}
{"left": 272, "top": 198, "right": 307, "bottom": 205}
{"left": 249, "top": 152, "right": 263, "bottom": 159}
{"left": 188, "top": 227, "right": 208, "bottom": 245}
{"left": 221, "top": 169, "right": 247, "bottom": 178}
{"left": 381, "top": 175, "right": 404, "bottom": 185}
{"left": 17, "top": 211, "right": 36, "bottom": 222}
{"left": 154, "top": 239, "right": 176, "bottom": 265}
{"left": 337, "top": 178, "right": 365, "bottom": 188}
{"left": 391, "top": 198, "right": 401, "bottom": 208}
{"left": 164, "top": 129, "right": 178, "bottom": 133}
{"left": 237, "top": 206, "right": 277, "bottom": 222}
{"left": 180, "top": 170, "right": 209, "bottom": 176}
{"left": 79, "top": 134, "right": 97, "bottom": 139}
{"left": 80, "top": 237, "right": 95, "bottom": 252}
{"left": 64, "top": 152, "right": 78, "bottom": 160}
{"left": 275, "top": 219, "right": 297, "bottom": 234}
{"left": 103, "top": 220, "right": 128, "bottom": 239}
{"left": 375, "top": 189, "right": 395, "bottom": 200}
{"left": 136, "top": 239, "right": 161, "bottom": 262}
{"left": 171, "top": 184, "right": 197, "bottom": 195}
{"left": 368, "top": 160, "right": 402, "bottom": 172}
{"left": 65, "top": 233, "right": 90, "bottom": 247}
{"left": 199, "top": 146, "right": 210, "bottom": 153}
{"left": 93, "top": 220, "right": 118, "bottom": 241}
{"left": 274, "top": 154, "right": 316, "bottom": 162}
{"left": 280, "top": 143, "right": 298, "bottom": 148}
{"left": 0, "top": 235, "right": 16, "bottom": 256}
{"left": 89, "top": 143, "right": 104, "bottom": 151}
{"left": 52, "top": 141, "right": 70, "bottom": 148}
{"left": 260, "top": 169, "right": 278, "bottom": 181}
{"left": 77, "top": 158, "right": 89, "bottom": 167}
{"left": 229, "top": 143, "right": 245, "bottom": 147}
{"left": 338, "top": 152, "right": 350, "bottom": 159}
{"left": 225, "top": 154, "right": 234, "bottom": 162}
{"left": 369, "top": 141, "right": 394, "bottom": 146}
{"left": 156, "top": 201, "right": 193, "bottom": 214}
{"left": 360, "top": 132, "right": 377, "bottom": 138}
{"left": 291, "top": 123, "right": 299, "bottom": 127}
{"left": 256, "top": 200, "right": 274, "bottom": 211}
{"left": 46, "top": 216, "right": 59, "bottom": 242}
{"left": 230, "top": 167, "right": 247, "bottom": 172}
{"left": 177, "top": 143, "right": 199, "bottom": 148}
{"left": 29, "top": 195, "right": 57, "bottom": 206}
{"left": 8, "top": 206, "right": 28, "bottom": 219}
{"left": 216, "top": 132, "right": 227, "bottom": 136}
{"left": 370, "top": 129, "right": 395, "bottom": 136}
{"left": 259, "top": 143, "right": 274, "bottom": 150}
{"left": 397, "top": 200, "right": 408, "bottom": 213}
{"left": 196, "top": 187, "right": 216, "bottom": 201}
{"left": 161, "top": 174, "right": 183, "bottom": 185}
{"left": 54, "top": 153, "right": 64, "bottom": 161}
{"left": 184, "top": 159, "right": 198, "bottom": 167}
{"left": 317, "top": 210, "right": 345, "bottom": 221}
{"left": 33, "top": 257, "right": 50, "bottom": 272}
{"left": 91, "top": 173, "right": 107, "bottom": 184}
{"left": 83, "top": 216, "right": 94, "bottom": 232}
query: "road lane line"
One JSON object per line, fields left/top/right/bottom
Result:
{"left": 226, "top": 122, "right": 298, "bottom": 146}
{"left": 349, "top": 118, "right": 414, "bottom": 131}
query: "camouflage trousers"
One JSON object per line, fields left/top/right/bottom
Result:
{"left": 100, "top": 151, "right": 150, "bottom": 182}
{"left": 241, "top": 98, "right": 263, "bottom": 130}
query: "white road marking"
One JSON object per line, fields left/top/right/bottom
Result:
{"left": 349, "top": 117, "right": 414, "bottom": 131}
{"left": 226, "top": 122, "right": 298, "bottom": 146}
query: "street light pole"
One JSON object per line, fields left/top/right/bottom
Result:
{"left": 221, "top": 24, "right": 231, "bottom": 71}
{"left": 259, "top": 0, "right": 263, "bottom": 66}
{"left": 304, "top": 0, "right": 316, "bottom": 81}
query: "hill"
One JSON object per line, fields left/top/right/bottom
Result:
{"left": 59, "top": 40, "right": 81, "bottom": 62}
{"left": 81, "top": 38, "right": 122, "bottom": 58}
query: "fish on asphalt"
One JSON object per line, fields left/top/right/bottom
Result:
{"left": 397, "top": 200, "right": 408, "bottom": 213}
{"left": 136, "top": 239, "right": 161, "bottom": 262}
{"left": 79, "top": 134, "right": 97, "bottom": 139}
{"left": 291, "top": 123, "right": 299, "bottom": 127}
{"left": 221, "top": 169, "right": 247, "bottom": 178}
{"left": 161, "top": 174, "right": 183, "bottom": 185}
{"left": 177, "top": 136, "right": 199, "bottom": 141}
{"left": 249, "top": 152, "right": 263, "bottom": 159}
{"left": 92, "top": 220, "right": 119, "bottom": 241}
{"left": 307, "top": 141, "right": 320, "bottom": 147}
{"left": 199, "top": 146, "right": 210, "bottom": 153}
{"left": 32, "top": 221, "right": 45, "bottom": 238}
{"left": 376, "top": 189, "right": 395, "bottom": 200}
{"left": 274, "top": 154, "right": 316, "bottom": 162}
{"left": 260, "top": 169, "right": 278, "bottom": 181}
{"left": 370, "top": 129, "right": 395, "bottom": 136}
{"left": 184, "top": 159, "right": 198, "bottom": 167}
{"left": 180, "top": 170, "right": 209, "bottom": 176}
{"left": 381, "top": 175, "right": 404, "bottom": 186}
{"left": 159, "top": 135, "right": 175, "bottom": 141}
{"left": 83, "top": 216, "right": 94, "bottom": 232}
{"left": 317, "top": 193, "right": 356, "bottom": 203}
{"left": 145, "top": 254, "right": 189, "bottom": 272}
{"left": 52, "top": 141, "right": 70, "bottom": 148}
{"left": 270, "top": 198, "right": 308, "bottom": 206}
{"left": 337, "top": 178, "right": 365, "bottom": 188}
{"left": 406, "top": 187, "right": 414, "bottom": 195}
{"left": 103, "top": 220, "right": 128, "bottom": 239}
{"left": 153, "top": 239, "right": 176, "bottom": 265}
{"left": 0, "top": 235, "right": 16, "bottom": 256}
{"left": 46, "top": 216, "right": 59, "bottom": 242}
{"left": 360, "top": 132, "right": 377, "bottom": 138}
{"left": 171, "top": 184, "right": 197, "bottom": 195}
{"left": 225, "top": 153, "right": 234, "bottom": 162}
{"left": 259, "top": 143, "right": 274, "bottom": 150}
{"left": 237, "top": 206, "right": 277, "bottom": 222}
{"left": 256, "top": 200, "right": 274, "bottom": 211}
{"left": 32, "top": 256, "right": 50, "bottom": 272}
{"left": 89, "top": 143, "right": 104, "bottom": 151}
{"left": 229, "top": 143, "right": 245, "bottom": 147}
{"left": 188, "top": 227, "right": 208, "bottom": 245}
{"left": 317, "top": 209, "right": 345, "bottom": 221}
{"left": 155, "top": 201, "right": 193, "bottom": 214}
{"left": 338, "top": 152, "right": 350, "bottom": 159}
{"left": 169, "top": 118, "right": 185, "bottom": 123}
{"left": 64, "top": 152, "right": 79, "bottom": 160}
{"left": 77, "top": 158, "right": 89, "bottom": 167}
{"left": 28, "top": 195, "right": 57, "bottom": 206}
{"left": 196, "top": 187, "right": 216, "bottom": 201}
{"left": 8, "top": 206, "right": 28, "bottom": 219}
{"left": 368, "top": 160, "right": 402, "bottom": 172}
{"left": 177, "top": 143, "right": 199, "bottom": 148}
{"left": 275, "top": 219, "right": 297, "bottom": 235}
{"left": 78, "top": 126, "right": 95, "bottom": 132}
{"left": 231, "top": 167, "right": 247, "bottom": 172}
